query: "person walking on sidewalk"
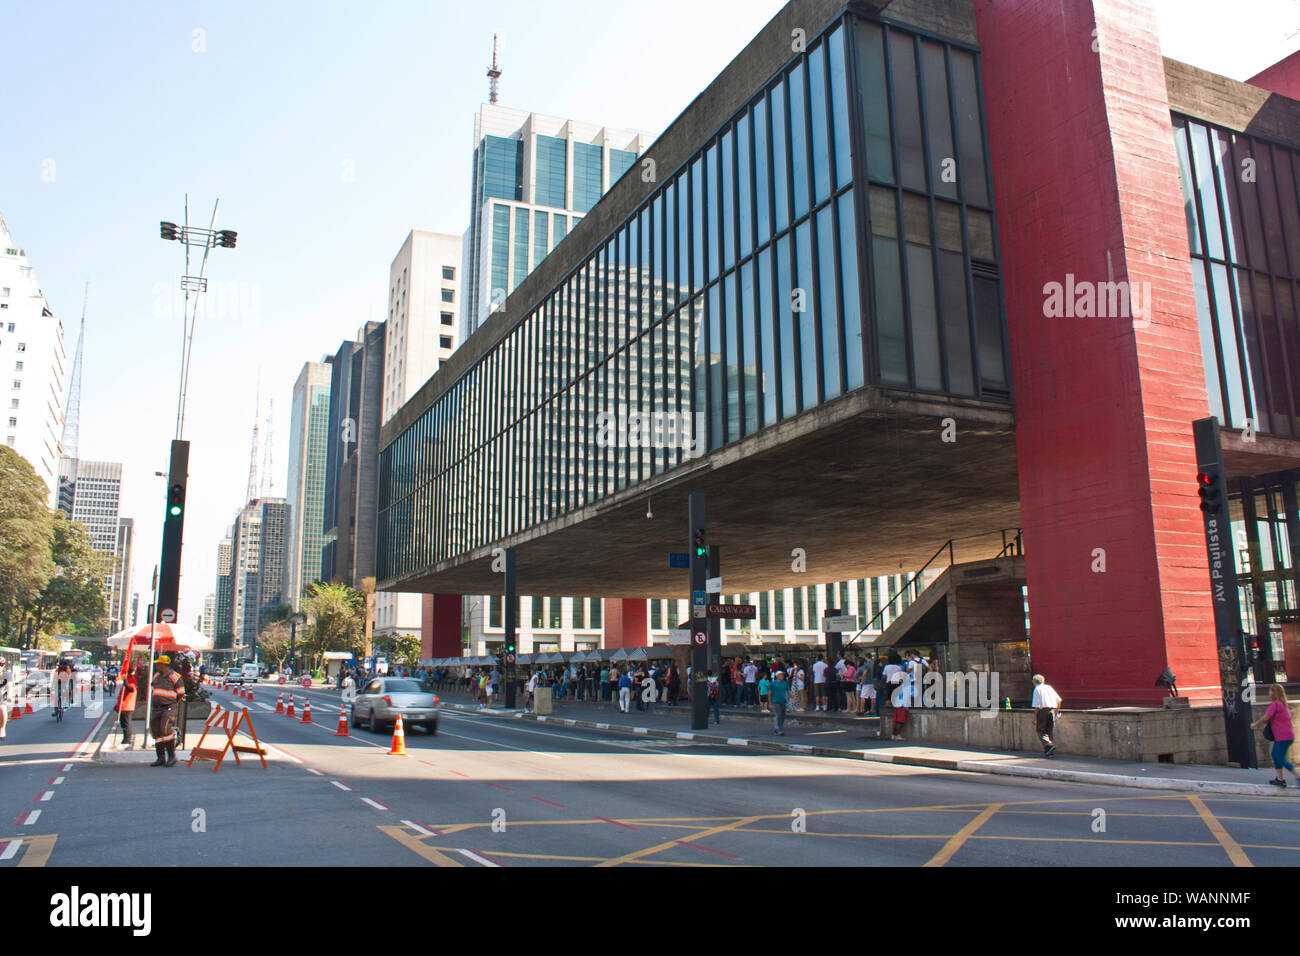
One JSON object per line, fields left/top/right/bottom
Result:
{"left": 770, "top": 670, "right": 790, "bottom": 735}
{"left": 0, "top": 658, "right": 11, "bottom": 740}
{"left": 706, "top": 672, "right": 721, "bottom": 725}
{"left": 812, "top": 655, "right": 828, "bottom": 711}
{"left": 1031, "top": 674, "right": 1062, "bottom": 757}
{"left": 617, "top": 668, "right": 632, "bottom": 713}
{"left": 1251, "top": 685, "right": 1299, "bottom": 788}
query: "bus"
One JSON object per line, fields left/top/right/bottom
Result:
{"left": 20, "top": 649, "right": 56, "bottom": 672}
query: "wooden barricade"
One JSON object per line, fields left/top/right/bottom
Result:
{"left": 186, "top": 705, "right": 268, "bottom": 772}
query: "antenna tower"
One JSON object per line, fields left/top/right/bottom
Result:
{"left": 246, "top": 378, "right": 260, "bottom": 505}
{"left": 487, "top": 34, "right": 502, "bottom": 104}
{"left": 61, "top": 282, "right": 88, "bottom": 459}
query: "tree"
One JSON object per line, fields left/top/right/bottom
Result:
{"left": 0, "top": 447, "right": 55, "bottom": 644}
{"left": 301, "top": 581, "right": 365, "bottom": 673}
{"left": 373, "top": 632, "right": 422, "bottom": 673}
{"left": 22, "top": 511, "right": 111, "bottom": 642}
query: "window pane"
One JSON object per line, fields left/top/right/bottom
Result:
{"left": 741, "top": 259, "right": 758, "bottom": 435}
{"left": 796, "top": 219, "right": 818, "bottom": 410}
{"left": 1210, "top": 261, "right": 1246, "bottom": 427}
{"left": 692, "top": 295, "right": 707, "bottom": 437}
{"left": 838, "top": 192, "right": 865, "bottom": 390}
{"left": 709, "top": 284, "right": 724, "bottom": 447}
{"left": 677, "top": 171, "right": 691, "bottom": 305}
{"left": 777, "top": 234, "right": 797, "bottom": 417}
{"left": 771, "top": 80, "right": 791, "bottom": 233}
{"left": 856, "top": 21, "right": 893, "bottom": 184}
{"left": 890, "top": 32, "right": 926, "bottom": 192}
{"left": 1190, "top": 123, "right": 1226, "bottom": 261}
{"left": 921, "top": 42, "right": 957, "bottom": 200}
{"left": 939, "top": 249, "right": 974, "bottom": 395}
{"left": 706, "top": 143, "right": 721, "bottom": 283}
{"left": 534, "top": 210, "right": 549, "bottom": 269}
{"left": 535, "top": 135, "right": 568, "bottom": 208}
{"left": 692, "top": 158, "right": 706, "bottom": 291}
{"left": 873, "top": 237, "right": 908, "bottom": 386}
{"left": 817, "top": 205, "right": 843, "bottom": 400}
{"left": 789, "top": 61, "right": 811, "bottom": 220}
{"left": 513, "top": 206, "right": 530, "bottom": 290}
{"left": 1192, "top": 260, "right": 1225, "bottom": 423}
{"left": 737, "top": 113, "right": 754, "bottom": 262}
{"left": 828, "top": 25, "right": 852, "bottom": 190}
{"left": 754, "top": 99, "right": 771, "bottom": 246}
{"left": 759, "top": 246, "right": 777, "bottom": 426}
{"left": 721, "top": 129, "right": 736, "bottom": 273}
{"left": 949, "top": 51, "right": 989, "bottom": 207}
{"left": 726, "top": 275, "right": 740, "bottom": 443}
{"left": 809, "top": 42, "right": 832, "bottom": 205}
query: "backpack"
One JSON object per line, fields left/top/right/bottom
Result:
{"left": 707, "top": 681, "right": 719, "bottom": 700}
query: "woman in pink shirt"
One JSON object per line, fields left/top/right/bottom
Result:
{"left": 1250, "top": 685, "right": 1298, "bottom": 789}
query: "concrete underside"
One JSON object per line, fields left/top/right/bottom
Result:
{"left": 384, "top": 388, "right": 1021, "bottom": 599}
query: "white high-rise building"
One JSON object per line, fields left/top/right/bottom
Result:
{"left": 375, "top": 231, "right": 463, "bottom": 645}
{"left": 57, "top": 457, "right": 132, "bottom": 632}
{"left": 201, "top": 594, "right": 216, "bottom": 640}
{"left": 1, "top": 212, "right": 66, "bottom": 500}
{"left": 461, "top": 105, "right": 651, "bottom": 341}
{"left": 285, "top": 360, "right": 332, "bottom": 612}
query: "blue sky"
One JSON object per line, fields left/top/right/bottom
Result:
{"left": 0, "top": 0, "right": 1296, "bottom": 625}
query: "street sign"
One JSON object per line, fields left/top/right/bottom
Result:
{"left": 278, "top": 676, "right": 287, "bottom": 685}
{"left": 160, "top": 608, "right": 176, "bottom": 624}
{"left": 706, "top": 576, "right": 722, "bottom": 593}
{"left": 669, "top": 629, "right": 691, "bottom": 645}
{"left": 693, "top": 589, "right": 707, "bottom": 618}
{"left": 300, "top": 677, "right": 312, "bottom": 688}
{"left": 693, "top": 631, "right": 706, "bottom": 645}
{"left": 669, "top": 552, "right": 690, "bottom": 568}
{"left": 504, "top": 653, "right": 516, "bottom": 664}
{"left": 707, "top": 603, "right": 757, "bottom": 620}
{"left": 822, "top": 615, "right": 857, "bottom": 632}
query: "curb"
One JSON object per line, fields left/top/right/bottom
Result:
{"left": 454, "top": 706, "right": 1291, "bottom": 798}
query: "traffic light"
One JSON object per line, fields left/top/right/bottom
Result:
{"left": 167, "top": 483, "right": 185, "bottom": 518}
{"left": 1197, "top": 471, "right": 1223, "bottom": 514}
{"left": 694, "top": 528, "right": 707, "bottom": 559}
{"left": 216, "top": 230, "right": 237, "bottom": 248}
{"left": 505, "top": 637, "right": 516, "bottom": 655}
{"left": 160, "top": 221, "right": 179, "bottom": 241}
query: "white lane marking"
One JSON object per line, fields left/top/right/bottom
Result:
{"left": 305, "top": 768, "right": 324, "bottom": 776}
{"left": 60, "top": 763, "right": 72, "bottom": 772}
{"left": 401, "top": 820, "right": 436, "bottom": 837}
{"left": 75, "top": 710, "right": 111, "bottom": 759}
{"left": 457, "top": 848, "right": 499, "bottom": 867}
{"left": 19, "top": 810, "right": 40, "bottom": 825}
{"left": 330, "top": 781, "right": 353, "bottom": 791}
{"left": 51, "top": 777, "right": 65, "bottom": 785}
{"left": 37, "top": 791, "right": 53, "bottom": 802}
{"left": 435, "top": 728, "right": 561, "bottom": 758}
{"left": 676, "top": 733, "right": 695, "bottom": 740}
{"left": 260, "top": 742, "right": 303, "bottom": 764}
{"left": 0, "top": 840, "right": 19, "bottom": 860}
{"left": 360, "top": 797, "right": 389, "bottom": 811}
{"left": 726, "top": 738, "right": 749, "bottom": 746}
{"left": 256, "top": 702, "right": 274, "bottom": 711}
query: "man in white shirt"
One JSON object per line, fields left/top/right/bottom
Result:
{"left": 1031, "top": 674, "right": 1063, "bottom": 757}
{"left": 742, "top": 660, "right": 758, "bottom": 707}
{"left": 811, "top": 657, "right": 828, "bottom": 711}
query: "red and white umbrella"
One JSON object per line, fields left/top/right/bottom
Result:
{"left": 106, "top": 622, "right": 213, "bottom": 650}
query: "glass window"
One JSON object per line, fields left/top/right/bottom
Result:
{"left": 816, "top": 205, "right": 842, "bottom": 401}
{"left": 795, "top": 219, "right": 818, "bottom": 410}
{"left": 737, "top": 114, "right": 753, "bottom": 262}
{"left": 490, "top": 204, "right": 511, "bottom": 307}
{"left": 789, "top": 61, "right": 811, "bottom": 220}
{"left": 481, "top": 136, "right": 523, "bottom": 201}
{"left": 828, "top": 25, "right": 852, "bottom": 191}
{"left": 921, "top": 42, "right": 957, "bottom": 201}
{"left": 771, "top": 80, "right": 791, "bottom": 233}
{"left": 838, "top": 192, "right": 864, "bottom": 390}
{"left": 534, "top": 210, "right": 549, "bottom": 268}
{"left": 808, "top": 41, "right": 832, "bottom": 206}
{"left": 709, "top": 284, "right": 724, "bottom": 448}
{"left": 721, "top": 129, "right": 736, "bottom": 273}
{"left": 706, "top": 143, "right": 721, "bottom": 283}
{"left": 535, "top": 135, "right": 568, "bottom": 209}
{"left": 776, "top": 234, "right": 797, "bottom": 418}
{"left": 726, "top": 274, "right": 740, "bottom": 443}
{"left": 759, "top": 246, "right": 777, "bottom": 426}
{"left": 949, "top": 50, "right": 989, "bottom": 207}
{"left": 741, "top": 260, "right": 758, "bottom": 436}
{"left": 609, "top": 148, "right": 638, "bottom": 185}
{"left": 553, "top": 215, "right": 569, "bottom": 248}
{"left": 890, "top": 32, "right": 926, "bottom": 192}
{"left": 753, "top": 98, "right": 771, "bottom": 247}
{"left": 677, "top": 171, "right": 691, "bottom": 304}
{"left": 692, "top": 158, "right": 706, "bottom": 290}
{"left": 573, "top": 141, "right": 604, "bottom": 213}
{"left": 513, "top": 206, "right": 530, "bottom": 290}
{"left": 856, "top": 21, "right": 893, "bottom": 184}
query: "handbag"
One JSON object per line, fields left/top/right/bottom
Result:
{"left": 1263, "top": 723, "right": 1275, "bottom": 742}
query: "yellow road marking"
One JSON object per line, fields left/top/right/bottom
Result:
{"left": 377, "top": 826, "right": 464, "bottom": 867}
{"left": 1188, "top": 796, "right": 1253, "bottom": 867}
{"left": 17, "top": 834, "right": 57, "bottom": 868}
{"left": 924, "top": 804, "right": 1001, "bottom": 867}
{"left": 595, "top": 815, "right": 761, "bottom": 867}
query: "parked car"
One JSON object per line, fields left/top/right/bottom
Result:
{"left": 223, "top": 667, "right": 248, "bottom": 686}
{"left": 351, "top": 678, "right": 439, "bottom": 735}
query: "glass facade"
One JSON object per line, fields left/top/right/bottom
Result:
{"left": 379, "top": 12, "right": 1007, "bottom": 582}
{"left": 1174, "top": 114, "right": 1300, "bottom": 438}
{"left": 573, "top": 142, "right": 604, "bottom": 213}
{"left": 535, "top": 135, "right": 568, "bottom": 209}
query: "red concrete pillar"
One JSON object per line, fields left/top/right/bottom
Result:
{"left": 603, "top": 599, "right": 648, "bottom": 650}
{"left": 974, "top": 0, "right": 1219, "bottom": 705}
{"left": 421, "top": 594, "right": 463, "bottom": 660}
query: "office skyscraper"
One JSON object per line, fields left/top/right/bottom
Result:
{"left": 285, "top": 360, "right": 332, "bottom": 611}
{"left": 57, "top": 457, "right": 132, "bottom": 632}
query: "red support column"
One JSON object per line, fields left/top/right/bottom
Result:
{"left": 603, "top": 599, "right": 648, "bottom": 651}
{"left": 421, "top": 594, "right": 463, "bottom": 661}
{"left": 974, "top": 0, "right": 1219, "bottom": 705}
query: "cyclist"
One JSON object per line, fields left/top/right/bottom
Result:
{"left": 53, "top": 662, "right": 73, "bottom": 720}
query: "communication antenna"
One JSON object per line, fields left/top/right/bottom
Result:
{"left": 61, "top": 282, "right": 88, "bottom": 459}
{"left": 487, "top": 33, "right": 503, "bottom": 104}
{"left": 246, "top": 377, "right": 260, "bottom": 504}
{"left": 261, "top": 398, "right": 274, "bottom": 497}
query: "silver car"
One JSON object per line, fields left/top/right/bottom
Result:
{"left": 351, "top": 678, "right": 439, "bottom": 735}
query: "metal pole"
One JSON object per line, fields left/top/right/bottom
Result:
{"left": 144, "top": 565, "right": 159, "bottom": 747}
{"left": 689, "top": 493, "right": 708, "bottom": 731}
{"left": 708, "top": 544, "right": 722, "bottom": 678}
{"left": 504, "top": 549, "right": 518, "bottom": 708}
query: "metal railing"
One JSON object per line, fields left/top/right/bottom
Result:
{"left": 844, "top": 529, "right": 1023, "bottom": 649}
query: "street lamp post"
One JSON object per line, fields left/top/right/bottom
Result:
{"left": 290, "top": 612, "right": 306, "bottom": 676}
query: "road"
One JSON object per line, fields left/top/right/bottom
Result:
{"left": 1, "top": 679, "right": 1297, "bottom": 868}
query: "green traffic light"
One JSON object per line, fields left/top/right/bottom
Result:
{"left": 169, "top": 504, "right": 183, "bottom": 517}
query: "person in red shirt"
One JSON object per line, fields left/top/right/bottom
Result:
{"left": 1251, "top": 685, "right": 1298, "bottom": 789}
{"left": 114, "top": 671, "right": 139, "bottom": 749}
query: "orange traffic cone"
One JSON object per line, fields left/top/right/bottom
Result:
{"left": 335, "top": 706, "right": 348, "bottom": 736}
{"left": 23, "top": 698, "right": 33, "bottom": 714}
{"left": 285, "top": 696, "right": 296, "bottom": 718}
{"left": 11, "top": 703, "right": 22, "bottom": 720}
{"left": 246, "top": 691, "right": 254, "bottom": 704}
{"left": 388, "top": 714, "right": 408, "bottom": 755}
{"left": 275, "top": 693, "right": 284, "bottom": 714}
{"left": 300, "top": 697, "right": 312, "bottom": 724}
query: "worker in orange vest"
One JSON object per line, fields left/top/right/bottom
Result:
{"left": 149, "top": 655, "right": 185, "bottom": 767}
{"left": 114, "top": 669, "right": 139, "bottom": 749}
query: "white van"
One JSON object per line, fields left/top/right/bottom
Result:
{"left": 240, "top": 663, "right": 260, "bottom": 683}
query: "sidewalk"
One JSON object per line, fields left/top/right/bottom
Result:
{"left": 439, "top": 691, "right": 1297, "bottom": 798}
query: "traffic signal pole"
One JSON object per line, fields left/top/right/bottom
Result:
{"left": 156, "top": 439, "right": 190, "bottom": 624}
{"left": 1192, "top": 417, "right": 1256, "bottom": 768}
{"left": 503, "top": 547, "right": 518, "bottom": 708}
{"left": 690, "top": 493, "right": 708, "bottom": 731}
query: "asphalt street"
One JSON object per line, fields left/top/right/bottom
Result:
{"left": 1, "top": 680, "right": 1298, "bottom": 868}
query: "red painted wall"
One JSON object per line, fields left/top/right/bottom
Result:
{"left": 1247, "top": 50, "right": 1300, "bottom": 100}
{"left": 603, "top": 599, "right": 648, "bottom": 650}
{"left": 420, "top": 594, "right": 463, "bottom": 660}
{"left": 973, "top": 0, "right": 1220, "bottom": 705}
